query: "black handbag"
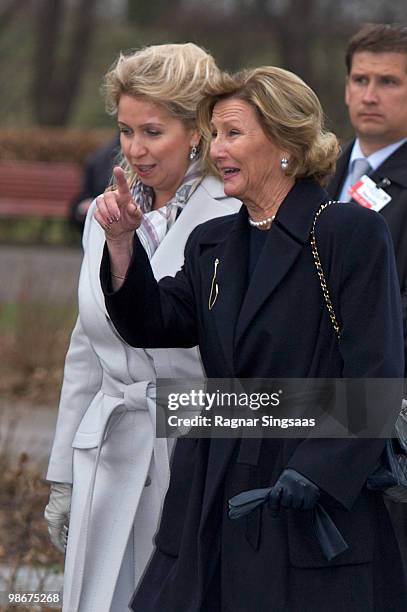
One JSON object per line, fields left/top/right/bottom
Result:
{"left": 311, "top": 201, "right": 407, "bottom": 502}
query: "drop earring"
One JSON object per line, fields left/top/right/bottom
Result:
{"left": 280, "top": 157, "right": 289, "bottom": 170}
{"left": 189, "top": 145, "right": 198, "bottom": 161}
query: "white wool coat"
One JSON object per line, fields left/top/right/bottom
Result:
{"left": 46, "top": 176, "right": 240, "bottom": 612}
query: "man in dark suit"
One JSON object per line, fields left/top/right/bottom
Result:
{"left": 69, "top": 134, "right": 120, "bottom": 233}
{"left": 327, "top": 22, "right": 407, "bottom": 573}
{"left": 327, "top": 23, "right": 407, "bottom": 369}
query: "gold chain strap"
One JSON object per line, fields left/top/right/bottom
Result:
{"left": 310, "top": 201, "right": 341, "bottom": 339}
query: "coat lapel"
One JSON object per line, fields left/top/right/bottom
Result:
{"left": 86, "top": 210, "right": 111, "bottom": 318}
{"left": 369, "top": 141, "right": 407, "bottom": 189}
{"left": 235, "top": 180, "right": 327, "bottom": 344}
{"left": 150, "top": 176, "right": 240, "bottom": 281}
{"left": 326, "top": 141, "right": 353, "bottom": 199}
{"left": 201, "top": 207, "right": 249, "bottom": 373}
{"left": 235, "top": 225, "right": 303, "bottom": 342}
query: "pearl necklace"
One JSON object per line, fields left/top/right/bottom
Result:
{"left": 248, "top": 214, "right": 275, "bottom": 228}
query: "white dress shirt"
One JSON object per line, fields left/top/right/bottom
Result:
{"left": 339, "top": 137, "right": 407, "bottom": 202}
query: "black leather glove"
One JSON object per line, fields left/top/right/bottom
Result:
{"left": 268, "top": 468, "right": 320, "bottom": 517}
{"left": 228, "top": 471, "right": 347, "bottom": 561}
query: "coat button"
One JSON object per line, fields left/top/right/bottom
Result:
{"left": 145, "top": 475, "right": 152, "bottom": 487}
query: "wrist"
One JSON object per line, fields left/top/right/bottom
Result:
{"left": 106, "top": 233, "right": 134, "bottom": 287}
{"left": 107, "top": 233, "right": 134, "bottom": 266}
{"left": 106, "top": 231, "right": 134, "bottom": 253}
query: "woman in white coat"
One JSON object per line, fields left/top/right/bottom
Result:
{"left": 44, "top": 43, "right": 240, "bottom": 612}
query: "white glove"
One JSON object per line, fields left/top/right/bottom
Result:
{"left": 44, "top": 482, "right": 72, "bottom": 553}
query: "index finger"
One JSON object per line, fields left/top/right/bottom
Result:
{"left": 113, "top": 166, "right": 131, "bottom": 197}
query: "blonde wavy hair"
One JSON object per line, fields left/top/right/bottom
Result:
{"left": 198, "top": 66, "right": 339, "bottom": 186}
{"left": 104, "top": 43, "right": 219, "bottom": 128}
{"left": 102, "top": 43, "right": 220, "bottom": 184}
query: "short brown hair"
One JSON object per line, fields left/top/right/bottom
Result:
{"left": 197, "top": 66, "right": 339, "bottom": 186}
{"left": 346, "top": 23, "right": 407, "bottom": 73}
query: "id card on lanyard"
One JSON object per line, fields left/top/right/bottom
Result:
{"left": 348, "top": 175, "right": 392, "bottom": 212}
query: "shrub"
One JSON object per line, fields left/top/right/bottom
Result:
{"left": 0, "top": 128, "right": 115, "bottom": 164}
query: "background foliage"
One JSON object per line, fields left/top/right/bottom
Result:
{"left": 1, "top": 0, "right": 406, "bottom": 143}
{"left": 1, "top": 3, "right": 407, "bottom": 602}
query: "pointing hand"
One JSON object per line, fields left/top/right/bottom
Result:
{"left": 93, "top": 166, "right": 143, "bottom": 240}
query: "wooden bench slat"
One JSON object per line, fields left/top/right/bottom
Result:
{"left": 0, "top": 187, "right": 80, "bottom": 198}
{"left": 0, "top": 198, "right": 70, "bottom": 218}
{"left": 0, "top": 160, "right": 83, "bottom": 220}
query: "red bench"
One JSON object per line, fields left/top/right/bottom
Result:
{"left": 0, "top": 161, "right": 82, "bottom": 219}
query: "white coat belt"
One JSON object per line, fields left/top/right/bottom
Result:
{"left": 66, "top": 376, "right": 171, "bottom": 612}
{"left": 100, "top": 373, "right": 153, "bottom": 413}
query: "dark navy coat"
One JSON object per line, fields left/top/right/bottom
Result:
{"left": 327, "top": 140, "right": 407, "bottom": 590}
{"left": 102, "top": 179, "right": 407, "bottom": 611}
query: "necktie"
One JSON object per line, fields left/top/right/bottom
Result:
{"left": 351, "top": 158, "right": 371, "bottom": 185}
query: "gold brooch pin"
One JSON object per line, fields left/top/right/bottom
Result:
{"left": 208, "top": 258, "right": 219, "bottom": 310}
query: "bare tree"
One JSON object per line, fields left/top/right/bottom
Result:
{"left": 31, "top": 0, "right": 98, "bottom": 126}
{"left": 0, "top": 0, "right": 26, "bottom": 34}
{"left": 127, "top": 0, "right": 173, "bottom": 26}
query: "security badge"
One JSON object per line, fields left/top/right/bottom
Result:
{"left": 348, "top": 175, "right": 392, "bottom": 212}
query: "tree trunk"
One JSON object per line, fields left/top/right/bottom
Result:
{"left": 32, "top": 0, "right": 98, "bottom": 126}
{"left": 0, "top": 0, "right": 26, "bottom": 34}
{"left": 272, "top": 0, "right": 318, "bottom": 88}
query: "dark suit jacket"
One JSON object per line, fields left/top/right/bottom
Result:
{"left": 102, "top": 179, "right": 406, "bottom": 611}
{"left": 69, "top": 134, "right": 121, "bottom": 232}
{"left": 327, "top": 141, "right": 407, "bottom": 371}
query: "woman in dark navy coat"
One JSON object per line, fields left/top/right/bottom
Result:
{"left": 97, "top": 67, "right": 407, "bottom": 611}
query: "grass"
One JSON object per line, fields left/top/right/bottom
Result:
{"left": 0, "top": 219, "right": 81, "bottom": 247}
{"left": 0, "top": 260, "right": 79, "bottom": 610}
{"left": 0, "top": 297, "right": 75, "bottom": 609}
{"left": 0, "top": 450, "right": 63, "bottom": 570}
{"left": 0, "top": 451, "right": 63, "bottom": 612}
{"left": 0, "top": 300, "right": 77, "bottom": 403}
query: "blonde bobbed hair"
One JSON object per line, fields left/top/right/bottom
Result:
{"left": 103, "top": 43, "right": 219, "bottom": 129}
{"left": 198, "top": 66, "right": 339, "bottom": 186}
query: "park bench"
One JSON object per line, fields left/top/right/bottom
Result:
{"left": 0, "top": 160, "right": 82, "bottom": 219}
